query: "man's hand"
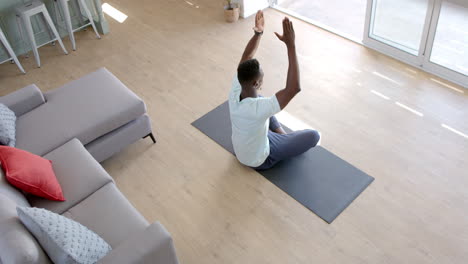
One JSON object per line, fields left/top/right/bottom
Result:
{"left": 239, "top": 10, "right": 264, "bottom": 64}
{"left": 275, "top": 17, "right": 295, "bottom": 48}
{"left": 253, "top": 10, "right": 264, "bottom": 33}
{"left": 274, "top": 17, "right": 300, "bottom": 110}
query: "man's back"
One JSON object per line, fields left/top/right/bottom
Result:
{"left": 228, "top": 76, "right": 280, "bottom": 167}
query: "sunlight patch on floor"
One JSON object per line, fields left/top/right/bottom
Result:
{"left": 404, "top": 67, "right": 418, "bottom": 74}
{"left": 389, "top": 66, "right": 415, "bottom": 79}
{"left": 430, "top": 78, "right": 464, "bottom": 93}
{"left": 370, "top": 89, "right": 390, "bottom": 100}
{"left": 276, "top": 111, "right": 322, "bottom": 145}
{"left": 102, "top": 3, "right": 128, "bottom": 23}
{"left": 395, "top": 102, "right": 424, "bottom": 117}
{"left": 372, "top": 71, "right": 403, "bottom": 86}
{"left": 441, "top": 124, "right": 468, "bottom": 139}
{"left": 276, "top": 110, "right": 314, "bottom": 131}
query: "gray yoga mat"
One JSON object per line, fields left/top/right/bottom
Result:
{"left": 192, "top": 101, "right": 374, "bottom": 223}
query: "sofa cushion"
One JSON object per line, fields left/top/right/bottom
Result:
{"left": 16, "top": 68, "right": 146, "bottom": 157}
{"left": 62, "top": 183, "right": 148, "bottom": 248}
{"left": 0, "top": 84, "right": 45, "bottom": 117}
{"left": 99, "top": 222, "right": 179, "bottom": 264}
{"left": 0, "top": 146, "right": 64, "bottom": 201}
{"left": 0, "top": 168, "right": 30, "bottom": 207}
{"left": 0, "top": 104, "right": 16, "bottom": 147}
{"left": 0, "top": 195, "right": 51, "bottom": 264}
{"left": 17, "top": 206, "right": 112, "bottom": 264}
{"left": 86, "top": 114, "right": 152, "bottom": 163}
{"left": 28, "top": 139, "right": 113, "bottom": 214}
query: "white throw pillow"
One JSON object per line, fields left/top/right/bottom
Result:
{"left": 0, "top": 103, "right": 16, "bottom": 147}
{"left": 17, "top": 206, "right": 112, "bottom": 264}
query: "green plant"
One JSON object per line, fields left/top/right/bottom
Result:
{"left": 226, "top": 0, "right": 236, "bottom": 10}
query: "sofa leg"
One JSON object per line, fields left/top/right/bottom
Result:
{"left": 144, "top": 132, "right": 156, "bottom": 144}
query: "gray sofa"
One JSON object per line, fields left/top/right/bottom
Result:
{"left": 1, "top": 67, "right": 154, "bottom": 163}
{"left": 0, "top": 69, "right": 179, "bottom": 264}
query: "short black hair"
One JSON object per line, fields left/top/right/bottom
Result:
{"left": 237, "top": 59, "right": 261, "bottom": 85}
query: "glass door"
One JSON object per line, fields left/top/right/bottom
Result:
{"left": 423, "top": 0, "right": 468, "bottom": 85}
{"left": 363, "top": 0, "right": 433, "bottom": 65}
{"left": 363, "top": 0, "right": 468, "bottom": 88}
{"left": 271, "top": 0, "right": 368, "bottom": 42}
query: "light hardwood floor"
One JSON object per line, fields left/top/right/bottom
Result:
{"left": 1, "top": 0, "right": 467, "bottom": 263}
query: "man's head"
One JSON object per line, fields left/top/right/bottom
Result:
{"left": 237, "top": 59, "right": 264, "bottom": 93}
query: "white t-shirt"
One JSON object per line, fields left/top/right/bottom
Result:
{"left": 228, "top": 75, "right": 281, "bottom": 167}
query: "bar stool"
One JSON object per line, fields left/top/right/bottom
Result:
{"left": 54, "top": 0, "right": 101, "bottom": 51}
{"left": 16, "top": 0, "right": 68, "bottom": 68}
{"left": 0, "top": 28, "right": 26, "bottom": 74}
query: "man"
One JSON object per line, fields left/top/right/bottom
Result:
{"left": 228, "top": 10, "right": 320, "bottom": 170}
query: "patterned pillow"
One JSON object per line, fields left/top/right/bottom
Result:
{"left": 0, "top": 104, "right": 16, "bottom": 147}
{"left": 17, "top": 206, "right": 112, "bottom": 264}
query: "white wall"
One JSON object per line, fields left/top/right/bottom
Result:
{"left": 240, "top": 0, "right": 270, "bottom": 18}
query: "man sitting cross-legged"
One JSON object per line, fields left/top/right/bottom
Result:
{"left": 228, "top": 10, "right": 321, "bottom": 170}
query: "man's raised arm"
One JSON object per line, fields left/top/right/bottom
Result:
{"left": 274, "top": 17, "right": 301, "bottom": 110}
{"left": 239, "top": 10, "right": 265, "bottom": 65}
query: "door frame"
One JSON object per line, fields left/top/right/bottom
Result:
{"left": 422, "top": 0, "right": 468, "bottom": 87}
{"left": 362, "top": 0, "right": 467, "bottom": 89}
{"left": 269, "top": 0, "right": 363, "bottom": 44}
{"left": 362, "top": 0, "right": 436, "bottom": 66}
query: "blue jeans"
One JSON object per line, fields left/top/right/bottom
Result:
{"left": 253, "top": 116, "right": 321, "bottom": 170}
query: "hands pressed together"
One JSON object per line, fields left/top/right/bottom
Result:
{"left": 253, "top": 10, "right": 295, "bottom": 48}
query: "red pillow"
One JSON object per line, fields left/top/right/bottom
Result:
{"left": 0, "top": 146, "right": 65, "bottom": 201}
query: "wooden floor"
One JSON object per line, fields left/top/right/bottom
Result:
{"left": 1, "top": 0, "right": 467, "bottom": 263}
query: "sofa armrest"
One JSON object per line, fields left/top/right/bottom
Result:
{"left": 99, "top": 222, "right": 179, "bottom": 264}
{"left": 0, "top": 84, "right": 45, "bottom": 116}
